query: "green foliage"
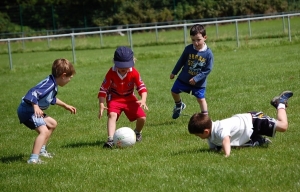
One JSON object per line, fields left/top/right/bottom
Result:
{"left": 1, "top": 0, "right": 300, "bottom": 32}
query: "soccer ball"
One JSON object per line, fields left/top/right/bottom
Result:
{"left": 113, "top": 127, "right": 136, "bottom": 148}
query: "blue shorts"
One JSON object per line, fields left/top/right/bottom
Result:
{"left": 17, "top": 102, "right": 47, "bottom": 130}
{"left": 171, "top": 79, "right": 206, "bottom": 99}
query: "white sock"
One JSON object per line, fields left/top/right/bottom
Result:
{"left": 108, "top": 136, "right": 113, "bottom": 141}
{"left": 277, "top": 103, "right": 286, "bottom": 109}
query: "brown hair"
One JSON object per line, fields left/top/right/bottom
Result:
{"left": 190, "top": 24, "right": 206, "bottom": 37}
{"left": 51, "top": 58, "right": 76, "bottom": 78}
{"left": 188, "top": 113, "right": 212, "bottom": 134}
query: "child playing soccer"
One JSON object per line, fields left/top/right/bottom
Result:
{"left": 17, "top": 58, "right": 77, "bottom": 164}
{"left": 170, "top": 24, "right": 214, "bottom": 119}
{"left": 98, "top": 46, "right": 148, "bottom": 148}
{"left": 188, "top": 91, "right": 293, "bottom": 157}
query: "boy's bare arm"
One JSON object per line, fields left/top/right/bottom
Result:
{"left": 55, "top": 98, "right": 76, "bottom": 114}
{"left": 222, "top": 136, "right": 231, "bottom": 157}
{"left": 98, "top": 97, "right": 107, "bottom": 119}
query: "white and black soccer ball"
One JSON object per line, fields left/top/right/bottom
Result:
{"left": 113, "top": 127, "right": 136, "bottom": 148}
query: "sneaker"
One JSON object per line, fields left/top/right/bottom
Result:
{"left": 136, "top": 132, "right": 142, "bottom": 142}
{"left": 39, "top": 151, "right": 54, "bottom": 158}
{"left": 172, "top": 102, "right": 186, "bottom": 119}
{"left": 103, "top": 140, "right": 114, "bottom": 148}
{"left": 27, "top": 158, "right": 45, "bottom": 164}
{"left": 270, "top": 91, "right": 293, "bottom": 109}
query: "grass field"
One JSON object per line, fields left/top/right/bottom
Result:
{"left": 0, "top": 20, "right": 300, "bottom": 191}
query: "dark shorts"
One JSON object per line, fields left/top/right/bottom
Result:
{"left": 171, "top": 79, "right": 206, "bottom": 99}
{"left": 17, "top": 102, "right": 47, "bottom": 130}
{"left": 249, "top": 111, "right": 276, "bottom": 137}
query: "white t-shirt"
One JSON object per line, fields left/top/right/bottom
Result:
{"left": 208, "top": 113, "right": 254, "bottom": 148}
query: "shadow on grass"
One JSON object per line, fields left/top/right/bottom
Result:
{"left": 1, "top": 154, "right": 25, "bottom": 164}
{"left": 61, "top": 140, "right": 105, "bottom": 148}
{"left": 146, "top": 119, "right": 188, "bottom": 127}
{"left": 171, "top": 148, "right": 219, "bottom": 156}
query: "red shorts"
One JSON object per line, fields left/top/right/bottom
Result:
{"left": 107, "top": 100, "right": 146, "bottom": 122}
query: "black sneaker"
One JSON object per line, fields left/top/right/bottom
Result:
{"left": 172, "top": 102, "right": 186, "bottom": 119}
{"left": 136, "top": 132, "right": 142, "bottom": 142}
{"left": 270, "top": 91, "right": 293, "bottom": 109}
{"left": 103, "top": 140, "right": 114, "bottom": 148}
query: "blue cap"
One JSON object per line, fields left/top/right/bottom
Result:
{"left": 114, "top": 46, "right": 134, "bottom": 68}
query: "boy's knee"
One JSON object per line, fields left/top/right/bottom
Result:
{"left": 137, "top": 117, "right": 146, "bottom": 122}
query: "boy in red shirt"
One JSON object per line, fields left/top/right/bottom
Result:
{"left": 98, "top": 46, "right": 148, "bottom": 148}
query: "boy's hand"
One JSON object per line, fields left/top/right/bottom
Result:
{"left": 170, "top": 74, "right": 175, "bottom": 79}
{"left": 189, "top": 78, "right": 196, "bottom": 85}
{"left": 33, "top": 104, "right": 44, "bottom": 117}
{"left": 65, "top": 105, "right": 77, "bottom": 114}
{"left": 136, "top": 100, "right": 148, "bottom": 110}
{"left": 98, "top": 103, "right": 108, "bottom": 119}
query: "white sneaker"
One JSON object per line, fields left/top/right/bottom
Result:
{"left": 40, "top": 151, "right": 54, "bottom": 158}
{"left": 27, "top": 158, "right": 45, "bottom": 164}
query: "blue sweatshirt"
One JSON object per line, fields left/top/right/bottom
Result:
{"left": 22, "top": 75, "right": 58, "bottom": 110}
{"left": 171, "top": 44, "right": 214, "bottom": 87}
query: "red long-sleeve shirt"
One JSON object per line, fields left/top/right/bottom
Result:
{"left": 98, "top": 67, "right": 147, "bottom": 102}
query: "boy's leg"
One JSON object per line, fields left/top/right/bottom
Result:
{"left": 107, "top": 112, "right": 118, "bottom": 138}
{"left": 40, "top": 117, "right": 57, "bottom": 157}
{"left": 194, "top": 87, "right": 208, "bottom": 114}
{"left": 135, "top": 117, "right": 146, "bottom": 142}
{"left": 196, "top": 98, "right": 208, "bottom": 114}
{"left": 271, "top": 91, "right": 293, "bottom": 132}
{"left": 171, "top": 92, "right": 186, "bottom": 119}
{"left": 103, "top": 112, "right": 118, "bottom": 148}
{"left": 33, "top": 125, "right": 50, "bottom": 155}
{"left": 171, "top": 80, "right": 187, "bottom": 119}
{"left": 124, "top": 102, "right": 146, "bottom": 142}
{"left": 135, "top": 117, "right": 146, "bottom": 133}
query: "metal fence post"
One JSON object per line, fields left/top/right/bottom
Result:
{"left": 288, "top": 15, "right": 291, "bottom": 42}
{"left": 129, "top": 29, "right": 133, "bottom": 51}
{"left": 155, "top": 23, "right": 158, "bottom": 43}
{"left": 248, "top": 20, "right": 252, "bottom": 37}
{"left": 99, "top": 27, "right": 103, "bottom": 47}
{"left": 47, "top": 30, "right": 50, "bottom": 48}
{"left": 235, "top": 20, "right": 240, "bottom": 47}
{"left": 215, "top": 18, "right": 219, "bottom": 38}
{"left": 71, "top": 34, "right": 76, "bottom": 64}
{"left": 184, "top": 21, "right": 187, "bottom": 46}
{"left": 7, "top": 39, "right": 13, "bottom": 70}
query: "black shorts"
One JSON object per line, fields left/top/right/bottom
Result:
{"left": 248, "top": 111, "right": 276, "bottom": 137}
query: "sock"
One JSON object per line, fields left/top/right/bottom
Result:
{"left": 134, "top": 129, "right": 141, "bottom": 134}
{"left": 108, "top": 136, "right": 113, "bottom": 141}
{"left": 40, "top": 145, "right": 46, "bottom": 153}
{"left": 277, "top": 103, "right": 286, "bottom": 110}
{"left": 201, "top": 111, "right": 208, "bottom": 115}
{"left": 175, "top": 100, "right": 182, "bottom": 108}
{"left": 29, "top": 154, "right": 39, "bottom": 160}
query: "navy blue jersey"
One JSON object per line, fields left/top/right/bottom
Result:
{"left": 171, "top": 44, "right": 214, "bottom": 87}
{"left": 22, "top": 75, "right": 58, "bottom": 110}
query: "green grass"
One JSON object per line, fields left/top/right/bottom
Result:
{"left": 1, "top": 23, "right": 300, "bottom": 191}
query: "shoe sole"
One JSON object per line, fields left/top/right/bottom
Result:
{"left": 270, "top": 91, "right": 293, "bottom": 108}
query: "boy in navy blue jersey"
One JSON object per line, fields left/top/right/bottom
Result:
{"left": 17, "top": 58, "right": 76, "bottom": 164}
{"left": 170, "top": 24, "right": 214, "bottom": 119}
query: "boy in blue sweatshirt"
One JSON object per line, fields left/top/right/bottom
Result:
{"left": 170, "top": 24, "right": 214, "bottom": 119}
{"left": 17, "top": 58, "right": 77, "bottom": 164}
